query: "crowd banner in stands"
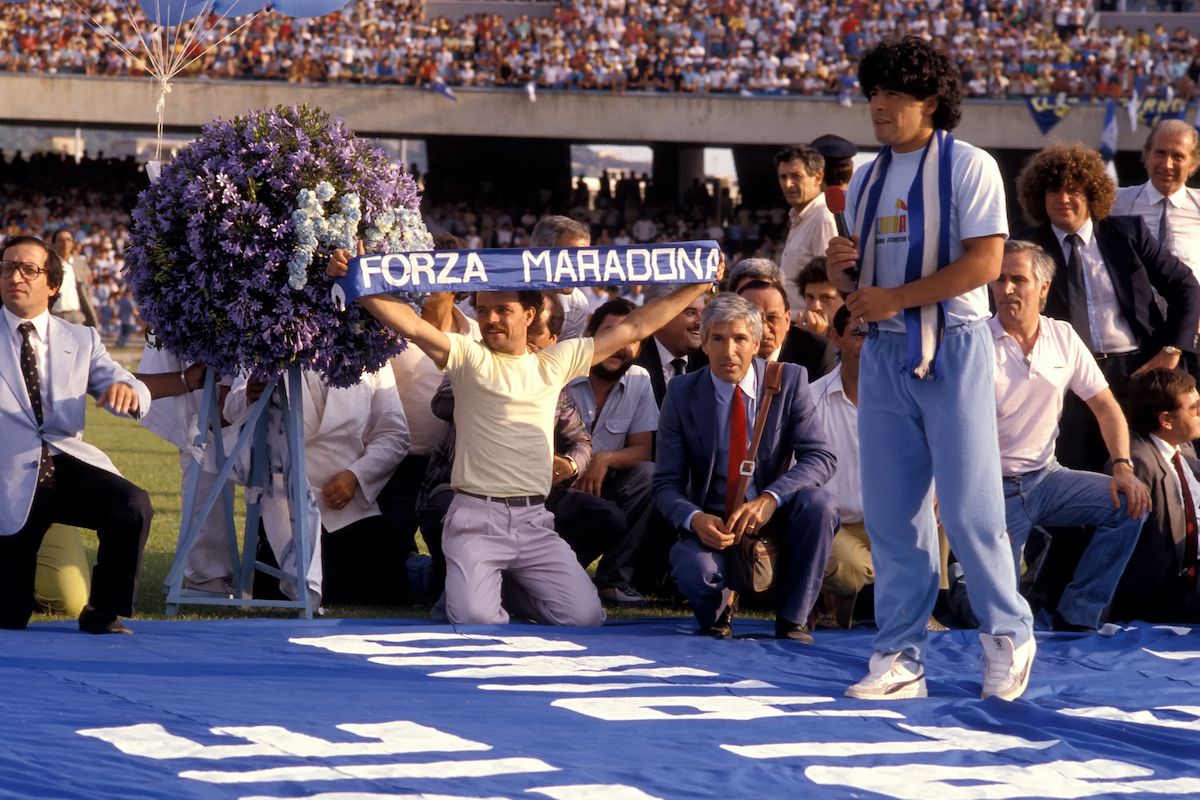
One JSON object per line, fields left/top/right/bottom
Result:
{"left": 334, "top": 240, "right": 723, "bottom": 307}
{"left": 1025, "top": 94, "right": 1078, "bottom": 135}
{"left": 3, "top": 619, "right": 1200, "bottom": 798}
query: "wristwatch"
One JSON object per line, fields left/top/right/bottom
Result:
{"left": 1111, "top": 457, "right": 1134, "bottom": 471}
{"left": 1164, "top": 345, "right": 1182, "bottom": 357}
{"left": 563, "top": 456, "right": 579, "bottom": 478}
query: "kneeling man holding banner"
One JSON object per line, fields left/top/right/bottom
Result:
{"left": 329, "top": 241, "right": 719, "bottom": 625}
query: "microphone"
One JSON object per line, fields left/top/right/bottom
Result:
{"left": 824, "top": 185, "right": 860, "bottom": 288}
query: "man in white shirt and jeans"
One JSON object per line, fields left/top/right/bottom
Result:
{"left": 990, "top": 240, "right": 1149, "bottom": 632}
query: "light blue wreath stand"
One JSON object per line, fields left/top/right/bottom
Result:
{"left": 163, "top": 366, "right": 315, "bottom": 618}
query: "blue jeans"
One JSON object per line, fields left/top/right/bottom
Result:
{"left": 859, "top": 320, "right": 1033, "bottom": 664}
{"left": 1004, "top": 461, "right": 1146, "bottom": 628}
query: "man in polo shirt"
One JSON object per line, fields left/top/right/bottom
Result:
{"left": 566, "top": 298, "right": 659, "bottom": 606}
{"left": 329, "top": 246, "right": 715, "bottom": 626}
{"left": 990, "top": 240, "right": 1149, "bottom": 632}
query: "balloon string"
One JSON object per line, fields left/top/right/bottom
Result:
{"left": 155, "top": 77, "right": 173, "bottom": 162}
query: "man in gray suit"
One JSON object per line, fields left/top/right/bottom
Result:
{"left": 1115, "top": 368, "right": 1200, "bottom": 622}
{"left": 0, "top": 235, "right": 152, "bottom": 634}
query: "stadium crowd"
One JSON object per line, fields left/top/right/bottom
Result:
{"left": 1, "top": 0, "right": 1199, "bottom": 100}
{"left": 4, "top": 35, "right": 1200, "bottom": 707}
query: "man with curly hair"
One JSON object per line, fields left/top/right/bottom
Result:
{"left": 826, "top": 36, "right": 1035, "bottom": 701}
{"left": 1015, "top": 142, "right": 1200, "bottom": 472}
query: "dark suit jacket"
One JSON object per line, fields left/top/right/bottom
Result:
{"left": 634, "top": 335, "right": 709, "bottom": 407}
{"left": 777, "top": 325, "right": 836, "bottom": 381}
{"left": 652, "top": 358, "right": 836, "bottom": 532}
{"left": 1111, "top": 433, "right": 1200, "bottom": 621}
{"left": 1018, "top": 216, "right": 1200, "bottom": 354}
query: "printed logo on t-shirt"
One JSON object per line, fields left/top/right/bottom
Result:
{"left": 876, "top": 198, "right": 908, "bottom": 242}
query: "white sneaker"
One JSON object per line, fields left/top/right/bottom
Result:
{"left": 845, "top": 652, "right": 928, "bottom": 700}
{"left": 979, "top": 632, "right": 1036, "bottom": 701}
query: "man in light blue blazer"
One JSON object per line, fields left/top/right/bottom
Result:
{"left": 0, "top": 235, "right": 152, "bottom": 634}
{"left": 653, "top": 292, "right": 838, "bottom": 642}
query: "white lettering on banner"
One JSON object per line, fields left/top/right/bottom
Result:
{"left": 370, "top": 655, "right": 718, "bottom": 680}
{"left": 1058, "top": 705, "right": 1200, "bottom": 732}
{"left": 241, "top": 794, "right": 508, "bottom": 800}
{"left": 524, "top": 250, "right": 552, "bottom": 283}
{"left": 478, "top": 679, "right": 775, "bottom": 694}
{"left": 550, "top": 695, "right": 904, "bottom": 722}
{"left": 290, "top": 632, "right": 587, "bottom": 656}
{"left": 410, "top": 252, "right": 436, "bottom": 286}
{"left": 576, "top": 249, "right": 601, "bottom": 282}
{"left": 76, "top": 720, "right": 490, "bottom": 760}
{"left": 181, "top": 757, "right": 556, "bottom": 785}
{"left": 601, "top": 249, "right": 627, "bottom": 283}
{"left": 529, "top": 785, "right": 665, "bottom": 800}
{"left": 805, "top": 758, "right": 1200, "bottom": 799}
{"left": 241, "top": 786, "right": 662, "bottom": 800}
{"left": 554, "top": 250, "right": 579, "bottom": 283}
{"left": 723, "top": 725, "right": 1058, "bottom": 759}
{"left": 1143, "top": 649, "right": 1200, "bottom": 661}
{"left": 359, "top": 253, "right": 492, "bottom": 290}
{"left": 436, "top": 253, "right": 461, "bottom": 284}
{"left": 626, "top": 249, "right": 652, "bottom": 281}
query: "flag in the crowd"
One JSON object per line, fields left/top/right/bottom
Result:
{"left": 1025, "top": 94, "right": 1075, "bottom": 135}
{"left": 1127, "top": 88, "right": 1140, "bottom": 133}
{"left": 1134, "top": 94, "right": 1188, "bottom": 128}
{"left": 525, "top": 81, "right": 537, "bottom": 103}
{"left": 1100, "top": 99, "right": 1118, "bottom": 182}
{"left": 427, "top": 79, "right": 458, "bottom": 102}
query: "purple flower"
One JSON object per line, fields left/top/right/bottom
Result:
{"left": 125, "top": 105, "right": 425, "bottom": 388}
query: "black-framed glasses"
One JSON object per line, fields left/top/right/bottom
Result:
{"left": 0, "top": 261, "right": 46, "bottom": 280}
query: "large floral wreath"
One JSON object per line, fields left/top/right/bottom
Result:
{"left": 125, "top": 104, "right": 431, "bottom": 388}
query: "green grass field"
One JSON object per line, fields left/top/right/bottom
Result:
{"left": 38, "top": 357, "right": 695, "bottom": 623}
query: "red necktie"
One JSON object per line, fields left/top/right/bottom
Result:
{"left": 1172, "top": 451, "right": 1198, "bottom": 580}
{"left": 724, "top": 386, "right": 747, "bottom": 519}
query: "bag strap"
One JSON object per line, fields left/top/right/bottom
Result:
{"left": 734, "top": 360, "right": 784, "bottom": 519}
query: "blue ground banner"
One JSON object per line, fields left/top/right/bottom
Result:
{"left": 334, "top": 241, "right": 721, "bottom": 304}
{"left": 2, "top": 618, "right": 1199, "bottom": 799}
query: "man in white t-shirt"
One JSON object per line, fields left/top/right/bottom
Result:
{"left": 827, "top": 37, "right": 1034, "bottom": 701}
{"left": 380, "top": 233, "right": 479, "bottom": 561}
{"left": 989, "top": 240, "right": 1148, "bottom": 632}
{"left": 328, "top": 249, "right": 715, "bottom": 626}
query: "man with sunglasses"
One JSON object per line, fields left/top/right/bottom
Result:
{"left": 0, "top": 235, "right": 152, "bottom": 634}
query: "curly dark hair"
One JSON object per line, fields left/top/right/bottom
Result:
{"left": 1015, "top": 143, "right": 1116, "bottom": 226}
{"left": 857, "top": 37, "right": 962, "bottom": 131}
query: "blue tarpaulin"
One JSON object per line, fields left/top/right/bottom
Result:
{"left": 1, "top": 618, "right": 1198, "bottom": 799}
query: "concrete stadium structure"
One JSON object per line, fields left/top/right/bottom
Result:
{"left": 0, "top": 74, "right": 1165, "bottom": 209}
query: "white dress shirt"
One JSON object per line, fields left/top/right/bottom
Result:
{"left": 1053, "top": 218, "right": 1139, "bottom": 353}
{"left": 809, "top": 365, "right": 862, "bottom": 523}
{"left": 990, "top": 315, "right": 1108, "bottom": 475}
{"left": 1114, "top": 182, "right": 1200, "bottom": 277}
{"left": 4, "top": 307, "right": 50, "bottom": 396}
{"left": 780, "top": 193, "right": 838, "bottom": 310}
{"left": 654, "top": 336, "right": 687, "bottom": 387}
{"left": 391, "top": 306, "right": 478, "bottom": 456}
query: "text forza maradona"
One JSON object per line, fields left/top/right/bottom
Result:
{"left": 335, "top": 240, "right": 722, "bottom": 305}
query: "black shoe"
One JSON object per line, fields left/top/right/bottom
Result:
{"left": 78, "top": 606, "right": 132, "bottom": 635}
{"left": 775, "top": 620, "right": 814, "bottom": 644}
{"left": 1051, "top": 611, "right": 1098, "bottom": 634}
{"left": 698, "top": 606, "right": 734, "bottom": 639}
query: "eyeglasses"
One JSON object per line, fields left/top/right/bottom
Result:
{"left": 0, "top": 261, "right": 47, "bottom": 280}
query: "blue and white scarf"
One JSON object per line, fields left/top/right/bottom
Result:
{"left": 853, "top": 130, "right": 955, "bottom": 379}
